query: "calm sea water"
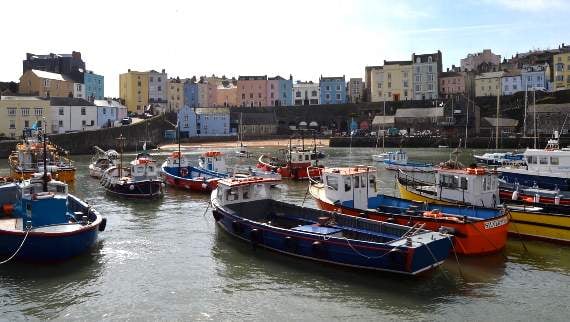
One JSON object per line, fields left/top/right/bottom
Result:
{"left": 1, "top": 146, "right": 569, "bottom": 320}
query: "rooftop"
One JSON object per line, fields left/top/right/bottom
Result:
{"left": 439, "top": 71, "right": 463, "bottom": 78}
{"left": 50, "top": 97, "right": 94, "bottom": 106}
{"left": 482, "top": 117, "right": 518, "bottom": 127}
{"left": 195, "top": 107, "right": 230, "bottom": 114}
{"left": 0, "top": 95, "right": 47, "bottom": 101}
{"left": 28, "top": 69, "right": 69, "bottom": 81}
{"left": 384, "top": 60, "right": 413, "bottom": 66}
{"left": 238, "top": 76, "right": 267, "bottom": 81}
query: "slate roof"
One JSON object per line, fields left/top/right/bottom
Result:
{"left": 30, "top": 69, "right": 69, "bottom": 81}
{"left": 482, "top": 117, "right": 518, "bottom": 127}
{"left": 49, "top": 97, "right": 94, "bottom": 106}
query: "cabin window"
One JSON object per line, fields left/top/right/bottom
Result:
{"left": 551, "top": 156, "right": 559, "bottom": 165}
{"left": 369, "top": 175, "right": 376, "bottom": 191}
{"left": 344, "top": 176, "right": 352, "bottom": 191}
{"left": 226, "top": 188, "right": 239, "bottom": 201}
{"left": 243, "top": 188, "right": 250, "bottom": 200}
{"left": 460, "top": 177, "right": 468, "bottom": 190}
{"left": 354, "top": 176, "right": 360, "bottom": 188}
{"left": 527, "top": 156, "right": 537, "bottom": 164}
{"left": 298, "top": 155, "right": 303, "bottom": 161}
{"left": 326, "top": 176, "right": 338, "bottom": 191}
{"left": 441, "top": 175, "right": 459, "bottom": 189}
{"left": 540, "top": 156, "right": 548, "bottom": 164}
{"left": 305, "top": 155, "right": 310, "bottom": 161}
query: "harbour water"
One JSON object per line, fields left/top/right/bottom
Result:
{"left": 1, "top": 147, "right": 570, "bottom": 320}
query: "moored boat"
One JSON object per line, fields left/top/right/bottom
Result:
{"left": 9, "top": 128, "right": 76, "bottom": 182}
{"left": 161, "top": 151, "right": 220, "bottom": 193}
{"left": 88, "top": 146, "right": 119, "bottom": 179}
{"left": 372, "top": 150, "right": 434, "bottom": 173}
{"left": 211, "top": 177, "right": 452, "bottom": 275}
{"left": 474, "top": 152, "right": 526, "bottom": 166}
{"left": 0, "top": 133, "right": 105, "bottom": 262}
{"left": 310, "top": 166, "right": 509, "bottom": 255}
{"left": 100, "top": 137, "right": 164, "bottom": 199}
{"left": 258, "top": 146, "right": 323, "bottom": 180}
{"left": 397, "top": 163, "right": 570, "bottom": 244}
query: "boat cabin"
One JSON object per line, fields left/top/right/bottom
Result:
{"left": 215, "top": 177, "right": 279, "bottom": 206}
{"left": 321, "top": 166, "right": 377, "bottom": 210}
{"left": 434, "top": 167, "right": 499, "bottom": 208}
{"left": 165, "top": 151, "right": 189, "bottom": 168}
{"left": 523, "top": 138, "right": 570, "bottom": 174}
{"left": 130, "top": 154, "right": 160, "bottom": 180}
{"left": 200, "top": 151, "right": 228, "bottom": 173}
{"left": 287, "top": 148, "right": 318, "bottom": 166}
{"left": 383, "top": 150, "right": 407, "bottom": 164}
{"left": 14, "top": 174, "right": 69, "bottom": 228}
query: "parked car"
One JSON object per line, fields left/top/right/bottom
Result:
{"left": 121, "top": 117, "right": 132, "bottom": 125}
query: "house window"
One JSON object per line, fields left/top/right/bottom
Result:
{"left": 158, "top": 77, "right": 161, "bottom": 82}
{"left": 336, "top": 93, "right": 341, "bottom": 100}
{"left": 82, "top": 120, "right": 86, "bottom": 126}
{"left": 258, "top": 93, "right": 261, "bottom": 98}
{"left": 24, "top": 120, "right": 29, "bottom": 128}
{"left": 403, "top": 80, "right": 409, "bottom": 88}
{"left": 311, "top": 90, "right": 317, "bottom": 97}
{"left": 325, "top": 86, "right": 330, "bottom": 91}
{"left": 150, "top": 77, "right": 154, "bottom": 82}
{"left": 415, "top": 75, "right": 421, "bottom": 82}
{"left": 9, "top": 120, "right": 15, "bottom": 129}
{"left": 388, "top": 82, "right": 392, "bottom": 89}
{"left": 336, "top": 85, "right": 341, "bottom": 91}
{"left": 242, "top": 94, "right": 246, "bottom": 99}
{"left": 428, "top": 65, "right": 433, "bottom": 73}
{"left": 103, "top": 108, "right": 107, "bottom": 114}
{"left": 58, "top": 120, "right": 63, "bottom": 127}
{"left": 249, "top": 93, "right": 253, "bottom": 99}
{"left": 21, "top": 108, "right": 30, "bottom": 116}
{"left": 81, "top": 107, "right": 86, "bottom": 115}
{"left": 271, "top": 84, "right": 274, "bottom": 89}
{"left": 377, "top": 83, "right": 382, "bottom": 89}
{"left": 7, "top": 108, "right": 16, "bottom": 116}
{"left": 59, "top": 107, "right": 64, "bottom": 115}
{"left": 403, "top": 72, "right": 408, "bottom": 78}
{"left": 387, "top": 73, "right": 391, "bottom": 80}
{"left": 325, "top": 94, "right": 331, "bottom": 100}
{"left": 34, "top": 108, "right": 42, "bottom": 116}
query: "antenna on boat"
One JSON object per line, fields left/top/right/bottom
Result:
{"left": 177, "top": 119, "right": 181, "bottom": 174}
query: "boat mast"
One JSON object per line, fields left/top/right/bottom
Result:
{"left": 495, "top": 78, "right": 501, "bottom": 150}
{"left": 177, "top": 119, "right": 181, "bottom": 174}
{"left": 42, "top": 119, "right": 48, "bottom": 192}
{"left": 117, "top": 134, "right": 125, "bottom": 178}
{"left": 382, "top": 98, "right": 386, "bottom": 152}
{"left": 533, "top": 89, "right": 537, "bottom": 149}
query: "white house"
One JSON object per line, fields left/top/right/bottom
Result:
{"left": 49, "top": 97, "right": 98, "bottom": 133}
{"left": 292, "top": 81, "right": 320, "bottom": 105}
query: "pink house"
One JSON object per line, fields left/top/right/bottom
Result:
{"left": 237, "top": 75, "right": 268, "bottom": 107}
{"left": 439, "top": 71, "right": 466, "bottom": 98}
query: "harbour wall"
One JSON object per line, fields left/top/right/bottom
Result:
{"left": 329, "top": 136, "right": 570, "bottom": 149}
{"left": 0, "top": 114, "right": 176, "bottom": 157}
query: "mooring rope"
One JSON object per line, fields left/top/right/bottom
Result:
{"left": 447, "top": 236, "right": 464, "bottom": 278}
{"left": 0, "top": 229, "right": 30, "bottom": 265}
{"left": 343, "top": 237, "right": 400, "bottom": 260}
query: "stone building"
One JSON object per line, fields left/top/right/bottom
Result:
{"left": 19, "top": 69, "right": 74, "bottom": 98}
{"left": 347, "top": 78, "right": 364, "bottom": 103}
{"left": 475, "top": 72, "right": 504, "bottom": 97}
{"left": 23, "top": 51, "right": 85, "bottom": 83}
{"left": 460, "top": 49, "right": 501, "bottom": 72}
{"left": 370, "top": 61, "right": 413, "bottom": 102}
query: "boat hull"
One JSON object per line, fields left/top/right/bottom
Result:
{"left": 499, "top": 170, "right": 570, "bottom": 191}
{"left": 161, "top": 166, "right": 218, "bottom": 193}
{"left": 398, "top": 181, "right": 570, "bottom": 244}
{"left": 212, "top": 205, "right": 450, "bottom": 275}
{"left": 10, "top": 168, "right": 75, "bottom": 183}
{"left": 102, "top": 180, "right": 164, "bottom": 199}
{"left": 312, "top": 185, "right": 508, "bottom": 255}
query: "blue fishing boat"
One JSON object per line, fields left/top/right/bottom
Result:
{"left": 161, "top": 151, "right": 222, "bottom": 193}
{"left": 0, "top": 134, "right": 106, "bottom": 262}
{"left": 373, "top": 150, "right": 434, "bottom": 173}
{"left": 211, "top": 177, "right": 452, "bottom": 275}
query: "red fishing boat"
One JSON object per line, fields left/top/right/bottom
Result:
{"left": 309, "top": 166, "right": 509, "bottom": 255}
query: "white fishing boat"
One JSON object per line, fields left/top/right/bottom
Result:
{"left": 88, "top": 146, "right": 119, "bottom": 179}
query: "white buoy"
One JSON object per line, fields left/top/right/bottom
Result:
{"left": 129, "top": 185, "right": 135, "bottom": 191}
{"left": 511, "top": 190, "right": 519, "bottom": 200}
{"left": 555, "top": 195, "right": 561, "bottom": 205}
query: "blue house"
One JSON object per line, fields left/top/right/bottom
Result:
{"left": 279, "top": 75, "right": 293, "bottom": 106}
{"left": 319, "top": 75, "right": 346, "bottom": 105}
{"left": 178, "top": 106, "right": 232, "bottom": 137}
{"left": 94, "top": 99, "right": 127, "bottom": 128}
{"left": 84, "top": 71, "right": 104, "bottom": 100}
{"left": 183, "top": 81, "right": 199, "bottom": 108}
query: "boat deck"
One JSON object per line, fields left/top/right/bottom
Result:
{"left": 0, "top": 218, "right": 23, "bottom": 231}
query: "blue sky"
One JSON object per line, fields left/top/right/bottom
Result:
{"left": 1, "top": 0, "right": 568, "bottom": 96}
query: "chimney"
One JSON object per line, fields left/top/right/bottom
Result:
{"left": 162, "top": 69, "right": 165, "bottom": 74}
{"left": 72, "top": 51, "right": 81, "bottom": 60}
{"left": 447, "top": 67, "right": 449, "bottom": 72}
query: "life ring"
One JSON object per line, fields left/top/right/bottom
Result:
{"left": 180, "top": 167, "right": 189, "bottom": 177}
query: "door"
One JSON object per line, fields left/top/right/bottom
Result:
{"left": 353, "top": 175, "right": 368, "bottom": 209}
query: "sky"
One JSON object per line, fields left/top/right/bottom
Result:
{"left": 1, "top": 0, "right": 569, "bottom": 97}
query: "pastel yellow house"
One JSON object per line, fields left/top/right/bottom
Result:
{"left": 119, "top": 70, "right": 149, "bottom": 114}
{"left": 475, "top": 71, "right": 504, "bottom": 97}
{"left": 0, "top": 96, "right": 51, "bottom": 138}
{"left": 19, "top": 69, "right": 74, "bottom": 97}
{"left": 167, "top": 78, "right": 185, "bottom": 112}
{"left": 370, "top": 60, "right": 413, "bottom": 102}
{"left": 553, "top": 52, "right": 570, "bottom": 91}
